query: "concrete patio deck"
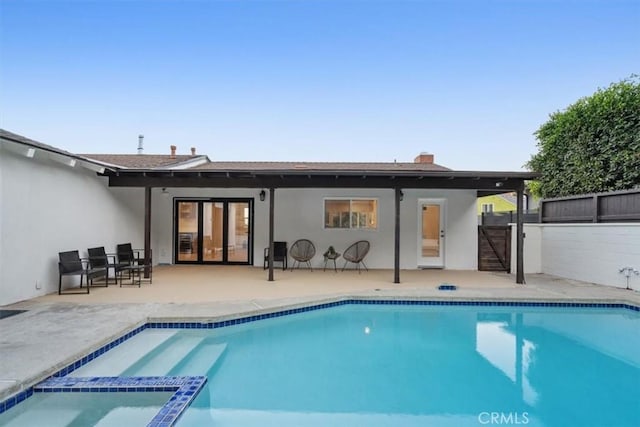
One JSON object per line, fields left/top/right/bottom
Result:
{"left": 1, "top": 266, "right": 639, "bottom": 402}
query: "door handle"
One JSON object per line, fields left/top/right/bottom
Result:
{"left": 440, "top": 231, "right": 445, "bottom": 238}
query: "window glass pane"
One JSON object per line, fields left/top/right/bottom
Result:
{"left": 324, "top": 199, "right": 377, "bottom": 229}
{"left": 351, "top": 199, "right": 377, "bottom": 229}
{"left": 325, "top": 200, "right": 350, "bottom": 228}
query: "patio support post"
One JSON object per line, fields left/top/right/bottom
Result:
{"left": 394, "top": 187, "right": 401, "bottom": 283}
{"left": 144, "top": 186, "right": 151, "bottom": 278}
{"left": 268, "top": 187, "right": 275, "bottom": 281}
{"left": 516, "top": 183, "right": 525, "bottom": 284}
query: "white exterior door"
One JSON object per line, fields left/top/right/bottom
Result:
{"left": 417, "top": 199, "right": 446, "bottom": 268}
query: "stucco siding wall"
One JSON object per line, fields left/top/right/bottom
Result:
{"left": 0, "top": 147, "right": 143, "bottom": 305}
{"left": 541, "top": 224, "right": 640, "bottom": 290}
{"left": 152, "top": 188, "right": 478, "bottom": 270}
{"left": 512, "top": 223, "right": 640, "bottom": 290}
{"left": 510, "top": 224, "right": 542, "bottom": 274}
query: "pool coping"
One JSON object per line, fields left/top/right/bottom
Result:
{"left": 1, "top": 296, "right": 639, "bottom": 426}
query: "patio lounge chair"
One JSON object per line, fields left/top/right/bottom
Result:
{"left": 88, "top": 246, "right": 125, "bottom": 286}
{"left": 290, "top": 239, "right": 316, "bottom": 271}
{"left": 342, "top": 240, "right": 370, "bottom": 273}
{"left": 116, "top": 243, "right": 152, "bottom": 284}
{"left": 264, "top": 241, "right": 288, "bottom": 270}
{"left": 58, "top": 250, "right": 107, "bottom": 295}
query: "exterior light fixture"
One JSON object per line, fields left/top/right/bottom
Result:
{"left": 495, "top": 182, "right": 504, "bottom": 188}
{"left": 399, "top": 190, "right": 404, "bottom": 201}
{"left": 259, "top": 190, "right": 266, "bottom": 201}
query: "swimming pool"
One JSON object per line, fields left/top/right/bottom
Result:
{"left": 1, "top": 300, "right": 639, "bottom": 426}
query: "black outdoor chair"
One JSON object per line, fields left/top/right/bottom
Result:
{"left": 88, "top": 246, "right": 126, "bottom": 286}
{"left": 290, "top": 239, "right": 316, "bottom": 271}
{"left": 264, "top": 241, "right": 288, "bottom": 270}
{"left": 342, "top": 240, "right": 370, "bottom": 273}
{"left": 116, "top": 243, "right": 153, "bottom": 285}
{"left": 58, "top": 250, "right": 107, "bottom": 295}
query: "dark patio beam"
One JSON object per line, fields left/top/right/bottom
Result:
{"left": 108, "top": 175, "right": 528, "bottom": 191}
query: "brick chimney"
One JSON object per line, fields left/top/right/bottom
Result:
{"left": 414, "top": 152, "right": 434, "bottom": 164}
{"left": 170, "top": 145, "right": 177, "bottom": 159}
{"left": 191, "top": 147, "right": 196, "bottom": 155}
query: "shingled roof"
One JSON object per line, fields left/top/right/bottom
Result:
{"left": 188, "top": 161, "right": 452, "bottom": 172}
{"left": 79, "top": 154, "right": 208, "bottom": 169}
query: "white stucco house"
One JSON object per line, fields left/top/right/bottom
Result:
{"left": 0, "top": 129, "right": 536, "bottom": 305}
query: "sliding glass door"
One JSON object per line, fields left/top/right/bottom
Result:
{"left": 175, "top": 199, "right": 252, "bottom": 264}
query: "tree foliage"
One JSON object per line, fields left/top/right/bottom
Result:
{"left": 527, "top": 76, "right": 640, "bottom": 198}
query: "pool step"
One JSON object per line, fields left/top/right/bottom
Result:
{"left": 69, "top": 330, "right": 178, "bottom": 377}
{"left": 93, "top": 407, "right": 164, "bottom": 427}
{"left": 173, "top": 343, "right": 227, "bottom": 376}
{"left": 129, "top": 336, "right": 205, "bottom": 376}
{"left": 0, "top": 408, "right": 81, "bottom": 427}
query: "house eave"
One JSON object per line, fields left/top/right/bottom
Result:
{"left": 104, "top": 168, "right": 538, "bottom": 191}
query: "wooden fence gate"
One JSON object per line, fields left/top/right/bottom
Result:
{"left": 478, "top": 226, "right": 511, "bottom": 272}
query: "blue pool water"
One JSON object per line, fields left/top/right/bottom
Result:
{"left": 173, "top": 305, "right": 639, "bottom": 427}
{"left": 1, "top": 303, "right": 638, "bottom": 426}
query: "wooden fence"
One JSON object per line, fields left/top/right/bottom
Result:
{"left": 479, "top": 210, "right": 539, "bottom": 226}
{"left": 478, "top": 226, "right": 511, "bottom": 272}
{"left": 539, "top": 188, "right": 640, "bottom": 223}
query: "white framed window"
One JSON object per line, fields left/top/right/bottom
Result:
{"left": 482, "top": 203, "right": 494, "bottom": 213}
{"left": 324, "top": 198, "right": 378, "bottom": 229}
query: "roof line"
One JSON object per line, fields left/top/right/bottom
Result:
{"left": 0, "top": 130, "right": 117, "bottom": 172}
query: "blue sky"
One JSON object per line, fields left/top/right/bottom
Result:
{"left": 1, "top": 1, "right": 638, "bottom": 171}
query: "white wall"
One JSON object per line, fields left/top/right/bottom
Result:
{"left": 541, "top": 224, "right": 640, "bottom": 290}
{"left": 151, "top": 188, "right": 478, "bottom": 270}
{"left": 0, "top": 146, "right": 144, "bottom": 305}
{"left": 510, "top": 224, "right": 542, "bottom": 274}
{"left": 150, "top": 187, "right": 264, "bottom": 265}
{"left": 512, "top": 223, "right": 640, "bottom": 290}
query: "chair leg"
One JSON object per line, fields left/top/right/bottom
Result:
{"left": 58, "top": 275, "right": 62, "bottom": 295}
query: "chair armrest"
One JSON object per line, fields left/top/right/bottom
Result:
{"left": 133, "top": 248, "right": 152, "bottom": 262}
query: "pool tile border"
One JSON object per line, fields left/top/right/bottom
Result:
{"left": 34, "top": 375, "right": 206, "bottom": 427}
{"left": 1, "top": 298, "right": 638, "bottom": 423}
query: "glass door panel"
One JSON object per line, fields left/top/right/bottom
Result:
{"left": 418, "top": 200, "right": 445, "bottom": 268}
{"left": 175, "top": 199, "right": 253, "bottom": 264}
{"left": 177, "top": 201, "right": 199, "bottom": 262}
{"left": 203, "top": 202, "right": 224, "bottom": 262}
{"left": 227, "top": 202, "right": 249, "bottom": 263}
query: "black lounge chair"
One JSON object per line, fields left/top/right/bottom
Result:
{"left": 290, "top": 239, "right": 316, "bottom": 271}
{"left": 342, "top": 240, "right": 370, "bottom": 273}
{"left": 58, "top": 250, "right": 107, "bottom": 295}
{"left": 116, "top": 243, "right": 152, "bottom": 285}
{"left": 88, "top": 246, "right": 126, "bottom": 286}
{"left": 264, "top": 241, "right": 288, "bottom": 270}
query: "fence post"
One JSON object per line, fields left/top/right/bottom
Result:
{"left": 516, "top": 185, "right": 525, "bottom": 284}
{"left": 592, "top": 195, "right": 599, "bottom": 223}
